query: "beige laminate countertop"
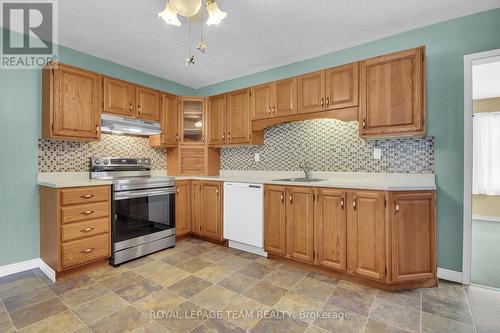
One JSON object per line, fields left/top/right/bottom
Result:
{"left": 38, "top": 171, "right": 436, "bottom": 191}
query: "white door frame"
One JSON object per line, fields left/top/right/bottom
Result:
{"left": 463, "top": 49, "right": 500, "bottom": 285}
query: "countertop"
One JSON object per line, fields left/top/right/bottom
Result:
{"left": 38, "top": 171, "right": 436, "bottom": 191}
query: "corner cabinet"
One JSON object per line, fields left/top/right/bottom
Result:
{"left": 264, "top": 185, "right": 436, "bottom": 290}
{"left": 42, "top": 63, "right": 101, "bottom": 141}
{"left": 359, "top": 47, "right": 425, "bottom": 138}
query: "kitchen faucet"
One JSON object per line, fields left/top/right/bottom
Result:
{"left": 299, "top": 162, "right": 313, "bottom": 180}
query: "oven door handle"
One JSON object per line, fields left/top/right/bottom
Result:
{"left": 114, "top": 188, "right": 175, "bottom": 200}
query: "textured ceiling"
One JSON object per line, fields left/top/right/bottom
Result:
{"left": 474, "top": 60, "right": 500, "bottom": 100}
{"left": 20, "top": 1, "right": 500, "bottom": 88}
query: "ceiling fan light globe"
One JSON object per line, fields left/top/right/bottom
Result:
{"left": 206, "top": 0, "right": 227, "bottom": 25}
{"left": 158, "top": 2, "right": 182, "bottom": 26}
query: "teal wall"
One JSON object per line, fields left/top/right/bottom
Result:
{"left": 0, "top": 28, "right": 194, "bottom": 266}
{"left": 2, "top": 9, "right": 500, "bottom": 270}
{"left": 196, "top": 9, "right": 500, "bottom": 272}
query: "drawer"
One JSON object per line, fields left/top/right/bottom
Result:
{"left": 61, "top": 218, "right": 109, "bottom": 242}
{"left": 61, "top": 186, "right": 110, "bottom": 206}
{"left": 62, "top": 234, "right": 110, "bottom": 269}
{"left": 61, "top": 202, "right": 109, "bottom": 224}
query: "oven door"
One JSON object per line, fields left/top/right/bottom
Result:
{"left": 112, "top": 187, "right": 175, "bottom": 251}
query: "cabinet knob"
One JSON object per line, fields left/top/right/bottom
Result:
{"left": 80, "top": 227, "right": 95, "bottom": 233}
{"left": 268, "top": 107, "right": 271, "bottom": 114}
{"left": 129, "top": 103, "right": 132, "bottom": 111}
{"left": 280, "top": 193, "right": 284, "bottom": 203}
{"left": 176, "top": 188, "right": 180, "bottom": 194}
{"left": 272, "top": 106, "right": 276, "bottom": 114}
{"left": 138, "top": 105, "right": 141, "bottom": 114}
{"left": 340, "top": 197, "right": 345, "bottom": 209}
{"left": 289, "top": 194, "right": 293, "bottom": 204}
{"left": 222, "top": 132, "right": 225, "bottom": 140}
{"left": 353, "top": 197, "right": 357, "bottom": 210}
{"left": 395, "top": 201, "right": 400, "bottom": 213}
{"left": 362, "top": 119, "right": 366, "bottom": 129}
{"left": 176, "top": 134, "right": 179, "bottom": 142}
{"left": 81, "top": 210, "right": 95, "bottom": 215}
{"left": 326, "top": 97, "right": 330, "bottom": 107}
{"left": 320, "top": 98, "right": 324, "bottom": 107}
{"left": 80, "top": 194, "right": 94, "bottom": 199}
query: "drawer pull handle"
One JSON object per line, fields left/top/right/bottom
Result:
{"left": 80, "top": 194, "right": 94, "bottom": 199}
{"left": 81, "top": 210, "right": 94, "bottom": 215}
{"left": 81, "top": 248, "right": 95, "bottom": 254}
{"left": 80, "top": 227, "right": 95, "bottom": 233}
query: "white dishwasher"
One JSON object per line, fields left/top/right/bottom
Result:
{"left": 223, "top": 182, "right": 266, "bottom": 257}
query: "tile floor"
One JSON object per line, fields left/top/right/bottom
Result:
{"left": 0, "top": 238, "right": 498, "bottom": 332}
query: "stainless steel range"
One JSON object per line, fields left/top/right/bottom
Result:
{"left": 90, "top": 157, "right": 176, "bottom": 266}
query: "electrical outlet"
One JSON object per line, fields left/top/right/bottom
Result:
{"left": 254, "top": 153, "right": 260, "bottom": 162}
{"left": 373, "top": 148, "right": 382, "bottom": 160}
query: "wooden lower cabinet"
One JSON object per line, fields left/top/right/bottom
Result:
{"left": 286, "top": 187, "right": 315, "bottom": 263}
{"left": 190, "top": 181, "right": 223, "bottom": 241}
{"left": 40, "top": 185, "right": 111, "bottom": 277}
{"left": 175, "top": 180, "right": 191, "bottom": 236}
{"left": 264, "top": 186, "right": 287, "bottom": 256}
{"left": 263, "top": 185, "right": 314, "bottom": 263}
{"left": 314, "top": 188, "right": 347, "bottom": 271}
{"left": 264, "top": 185, "right": 436, "bottom": 289}
{"left": 347, "top": 191, "right": 386, "bottom": 282}
{"left": 389, "top": 191, "right": 436, "bottom": 282}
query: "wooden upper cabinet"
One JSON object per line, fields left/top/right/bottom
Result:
{"left": 286, "top": 186, "right": 315, "bottom": 263}
{"left": 181, "top": 97, "right": 206, "bottom": 145}
{"left": 298, "top": 70, "right": 325, "bottom": 114}
{"left": 251, "top": 83, "right": 274, "bottom": 120}
{"left": 325, "top": 63, "right": 359, "bottom": 110}
{"left": 207, "top": 94, "right": 226, "bottom": 146}
{"left": 136, "top": 87, "right": 160, "bottom": 121}
{"left": 274, "top": 77, "right": 298, "bottom": 117}
{"left": 160, "top": 93, "right": 179, "bottom": 146}
{"left": 190, "top": 181, "right": 202, "bottom": 235}
{"left": 103, "top": 77, "right": 135, "bottom": 117}
{"left": 175, "top": 180, "right": 191, "bottom": 236}
{"left": 43, "top": 64, "right": 101, "bottom": 141}
{"left": 314, "top": 188, "right": 347, "bottom": 271}
{"left": 200, "top": 181, "right": 223, "bottom": 241}
{"left": 226, "top": 89, "right": 251, "bottom": 144}
{"left": 347, "top": 191, "right": 386, "bottom": 282}
{"left": 359, "top": 47, "right": 425, "bottom": 138}
{"left": 264, "top": 185, "right": 287, "bottom": 256}
{"left": 390, "top": 191, "right": 436, "bottom": 283}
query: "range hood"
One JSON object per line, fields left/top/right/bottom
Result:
{"left": 101, "top": 114, "right": 161, "bottom": 136}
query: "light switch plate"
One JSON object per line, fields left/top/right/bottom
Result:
{"left": 254, "top": 153, "right": 260, "bottom": 162}
{"left": 373, "top": 148, "right": 382, "bottom": 160}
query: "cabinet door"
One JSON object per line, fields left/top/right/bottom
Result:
{"left": 103, "top": 77, "right": 135, "bottom": 117}
{"left": 201, "top": 182, "right": 223, "bottom": 240}
{"left": 390, "top": 191, "right": 436, "bottom": 282}
{"left": 52, "top": 65, "right": 101, "bottom": 140}
{"left": 359, "top": 47, "right": 424, "bottom": 137}
{"left": 207, "top": 94, "right": 226, "bottom": 146}
{"left": 325, "top": 63, "right": 359, "bottom": 110}
{"left": 226, "top": 89, "right": 251, "bottom": 144}
{"left": 264, "top": 185, "right": 287, "bottom": 256}
{"left": 315, "top": 188, "right": 347, "bottom": 271}
{"left": 298, "top": 70, "right": 325, "bottom": 114}
{"left": 191, "top": 181, "right": 202, "bottom": 235}
{"left": 175, "top": 180, "right": 191, "bottom": 236}
{"left": 286, "top": 186, "right": 314, "bottom": 263}
{"left": 160, "top": 94, "right": 179, "bottom": 146}
{"left": 251, "top": 83, "right": 274, "bottom": 120}
{"left": 274, "top": 77, "right": 298, "bottom": 117}
{"left": 347, "top": 191, "right": 386, "bottom": 281}
{"left": 181, "top": 97, "right": 206, "bottom": 144}
{"left": 136, "top": 87, "right": 160, "bottom": 121}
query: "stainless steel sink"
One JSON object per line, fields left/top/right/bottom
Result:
{"left": 273, "top": 178, "right": 325, "bottom": 182}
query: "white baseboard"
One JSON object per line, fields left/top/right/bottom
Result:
{"left": 437, "top": 267, "right": 463, "bottom": 283}
{"left": 0, "top": 258, "right": 56, "bottom": 283}
{"left": 38, "top": 259, "right": 56, "bottom": 282}
{"left": 228, "top": 240, "right": 267, "bottom": 257}
{"left": 0, "top": 259, "right": 40, "bottom": 278}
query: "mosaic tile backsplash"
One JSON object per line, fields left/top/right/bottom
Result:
{"left": 220, "top": 119, "right": 434, "bottom": 173}
{"left": 38, "top": 134, "right": 167, "bottom": 172}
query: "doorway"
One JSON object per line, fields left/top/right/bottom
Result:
{"left": 464, "top": 49, "right": 500, "bottom": 288}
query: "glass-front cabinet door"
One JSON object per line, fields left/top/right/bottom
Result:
{"left": 181, "top": 97, "right": 205, "bottom": 144}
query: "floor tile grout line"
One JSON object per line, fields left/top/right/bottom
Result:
{"left": 464, "top": 286, "right": 479, "bottom": 333}
{"left": 419, "top": 290, "right": 422, "bottom": 333}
